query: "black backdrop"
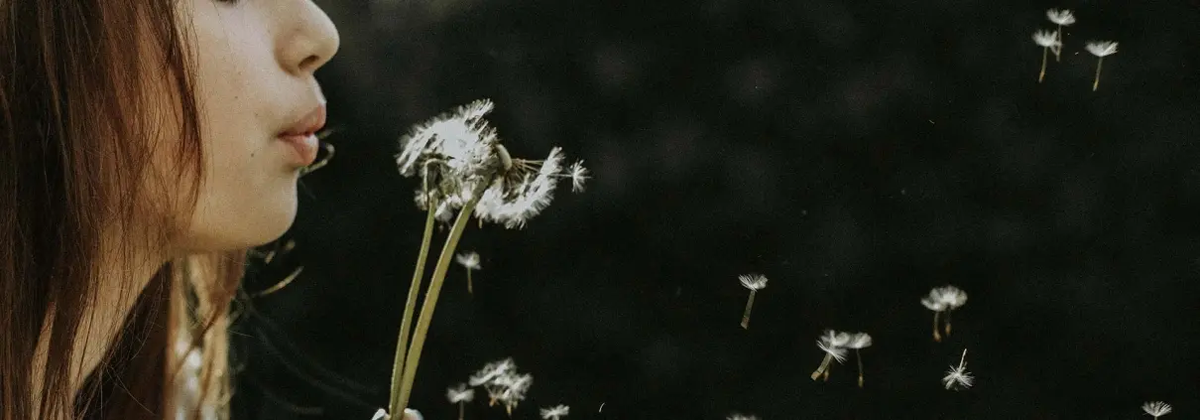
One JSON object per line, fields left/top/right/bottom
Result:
{"left": 231, "top": 0, "right": 1200, "bottom": 419}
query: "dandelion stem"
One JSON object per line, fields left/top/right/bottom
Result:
{"left": 459, "top": 401, "right": 465, "bottom": 420}
{"left": 1039, "top": 46, "right": 1048, "bottom": 83}
{"left": 944, "top": 309, "right": 953, "bottom": 336}
{"left": 856, "top": 349, "right": 864, "bottom": 388}
{"left": 1093, "top": 56, "right": 1104, "bottom": 91}
{"left": 395, "top": 191, "right": 484, "bottom": 414}
{"left": 932, "top": 311, "right": 942, "bottom": 342}
{"left": 811, "top": 353, "right": 832, "bottom": 381}
{"left": 467, "top": 269, "right": 474, "bottom": 294}
{"left": 387, "top": 200, "right": 438, "bottom": 415}
{"left": 740, "top": 290, "right": 757, "bottom": 329}
{"left": 1054, "top": 24, "right": 1063, "bottom": 62}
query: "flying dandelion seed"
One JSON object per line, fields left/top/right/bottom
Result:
{"left": 1045, "top": 9, "right": 1076, "bottom": 62}
{"left": 389, "top": 100, "right": 586, "bottom": 417}
{"left": 539, "top": 405, "right": 570, "bottom": 420}
{"left": 1142, "top": 401, "right": 1173, "bottom": 419}
{"left": 489, "top": 373, "right": 533, "bottom": 416}
{"left": 942, "top": 348, "right": 974, "bottom": 391}
{"left": 1085, "top": 41, "right": 1119, "bottom": 91}
{"left": 846, "top": 332, "right": 873, "bottom": 388}
{"left": 922, "top": 285, "right": 967, "bottom": 341}
{"left": 446, "top": 383, "right": 475, "bottom": 420}
{"left": 469, "top": 358, "right": 517, "bottom": 387}
{"left": 727, "top": 414, "right": 760, "bottom": 420}
{"left": 738, "top": 274, "right": 768, "bottom": 329}
{"left": 921, "top": 292, "right": 948, "bottom": 342}
{"left": 936, "top": 285, "right": 967, "bottom": 336}
{"left": 568, "top": 160, "right": 590, "bottom": 193}
{"left": 811, "top": 330, "right": 850, "bottom": 381}
{"left": 1032, "top": 29, "right": 1061, "bottom": 82}
{"left": 455, "top": 251, "right": 482, "bottom": 294}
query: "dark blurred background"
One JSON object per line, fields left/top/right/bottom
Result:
{"left": 230, "top": 0, "right": 1200, "bottom": 419}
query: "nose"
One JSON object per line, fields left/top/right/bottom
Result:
{"left": 277, "top": 1, "right": 341, "bottom": 75}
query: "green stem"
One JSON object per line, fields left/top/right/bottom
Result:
{"left": 387, "top": 202, "right": 438, "bottom": 415}
{"left": 856, "top": 349, "right": 864, "bottom": 388}
{"left": 944, "top": 309, "right": 953, "bottom": 336}
{"left": 740, "top": 290, "right": 756, "bottom": 329}
{"left": 467, "top": 269, "right": 474, "bottom": 294}
{"left": 395, "top": 194, "right": 483, "bottom": 413}
{"left": 933, "top": 311, "right": 942, "bottom": 342}
{"left": 1039, "top": 47, "right": 1048, "bottom": 83}
{"left": 1093, "top": 57, "right": 1104, "bottom": 91}
{"left": 1054, "top": 24, "right": 1063, "bottom": 62}
{"left": 811, "top": 353, "right": 831, "bottom": 381}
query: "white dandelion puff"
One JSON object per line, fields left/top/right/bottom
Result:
{"left": 1046, "top": 8, "right": 1076, "bottom": 26}
{"left": 396, "top": 99, "right": 502, "bottom": 214}
{"left": 1045, "top": 9, "right": 1075, "bottom": 62}
{"left": 489, "top": 373, "right": 533, "bottom": 416}
{"left": 446, "top": 383, "right": 475, "bottom": 403}
{"left": 845, "top": 332, "right": 873, "bottom": 388}
{"left": 1142, "top": 401, "right": 1172, "bottom": 418}
{"left": 473, "top": 146, "right": 571, "bottom": 229}
{"left": 446, "top": 383, "right": 475, "bottom": 420}
{"left": 539, "top": 404, "right": 570, "bottom": 420}
{"left": 812, "top": 330, "right": 850, "bottom": 381}
{"left": 738, "top": 274, "right": 768, "bottom": 329}
{"left": 469, "top": 358, "right": 517, "bottom": 387}
{"left": 922, "top": 285, "right": 967, "bottom": 341}
{"left": 568, "top": 160, "right": 590, "bottom": 193}
{"left": 943, "top": 348, "right": 975, "bottom": 391}
{"left": 1032, "top": 29, "right": 1062, "bottom": 82}
{"left": 727, "top": 414, "right": 760, "bottom": 420}
{"left": 455, "top": 251, "right": 482, "bottom": 294}
{"left": 1085, "top": 41, "right": 1119, "bottom": 91}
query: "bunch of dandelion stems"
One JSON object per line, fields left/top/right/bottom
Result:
{"left": 388, "top": 177, "right": 490, "bottom": 417}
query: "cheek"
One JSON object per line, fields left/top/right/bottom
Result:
{"left": 175, "top": 12, "right": 301, "bottom": 251}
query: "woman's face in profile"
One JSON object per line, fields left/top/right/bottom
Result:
{"left": 174, "top": 0, "right": 340, "bottom": 252}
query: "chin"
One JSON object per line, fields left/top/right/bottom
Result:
{"left": 180, "top": 202, "right": 299, "bottom": 252}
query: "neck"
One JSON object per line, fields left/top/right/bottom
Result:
{"left": 31, "top": 238, "right": 166, "bottom": 415}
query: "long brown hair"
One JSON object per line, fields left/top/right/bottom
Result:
{"left": 1, "top": 1, "right": 245, "bottom": 419}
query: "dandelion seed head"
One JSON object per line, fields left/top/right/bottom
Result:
{"left": 738, "top": 273, "right": 769, "bottom": 290}
{"left": 1032, "top": 29, "right": 1061, "bottom": 48}
{"left": 1086, "top": 41, "right": 1119, "bottom": 57}
{"left": 847, "top": 332, "right": 872, "bottom": 349}
{"left": 397, "top": 99, "right": 505, "bottom": 213}
{"left": 1143, "top": 401, "right": 1173, "bottom": 417}
{"left": 455, "top": 251, "right": 482, "bottom": 270}
{"left": 1046, "top": 9, "right": 1076, "bottom": 26}
{"left": 446, "top": 383, "right": 475, "bottom": 403}
{"left": 474, "top": 147, "right": 567, "bottom": 229}
{"left": 540, "top": 404, "right": 570, "bottom": 419}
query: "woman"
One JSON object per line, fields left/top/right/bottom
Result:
{"left": 1, "top": 1, "right": 417, "bottom": 419}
